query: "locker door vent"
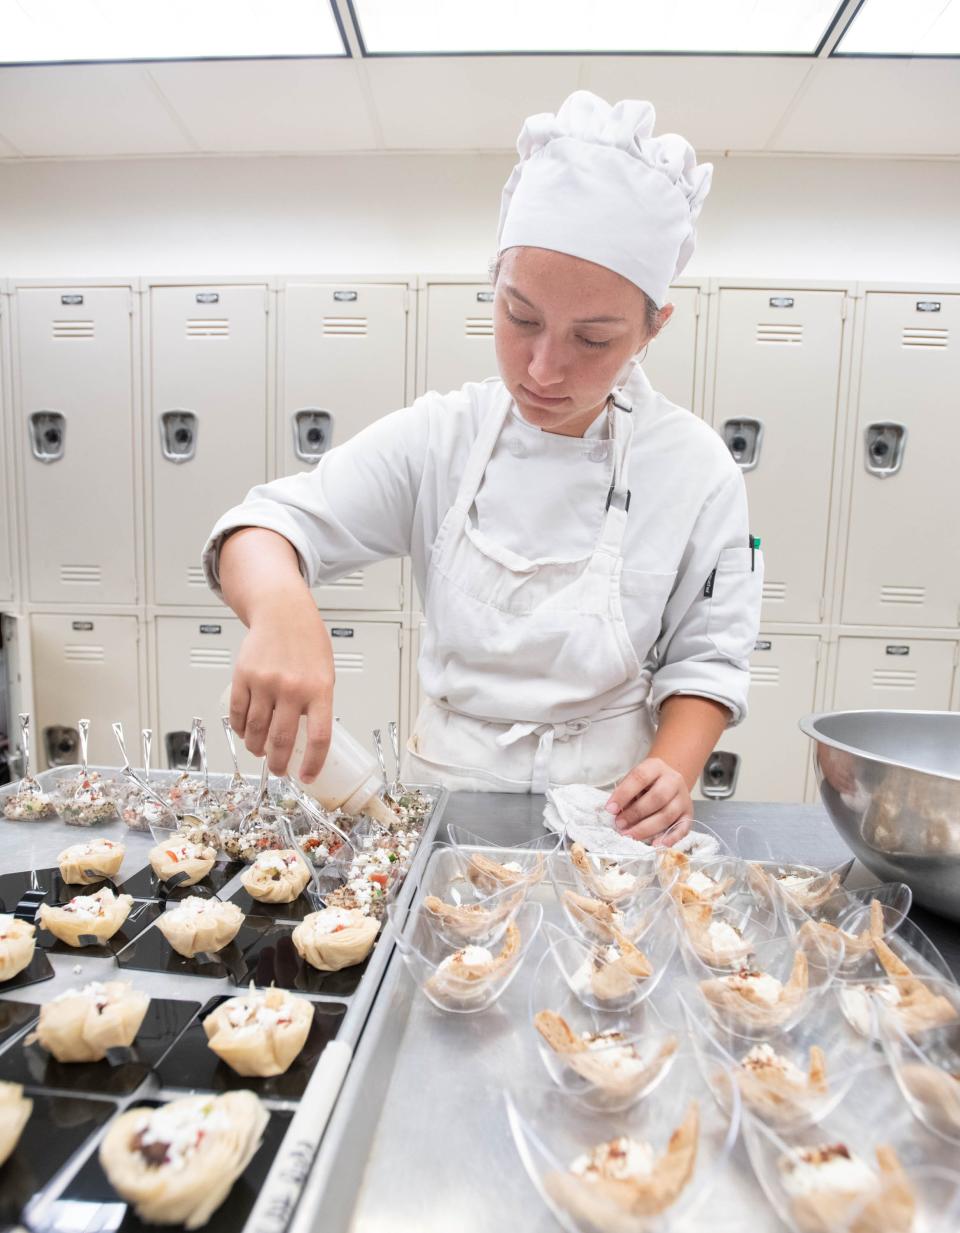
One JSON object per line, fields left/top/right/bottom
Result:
{"left": 64, "top": 644, "right": 105, "bottom": 663}
{"left": 902, "top": 327, "right": 948, "bottom": 350}
{"left": 323, "top": 317, "right": 368, "bottom": 337}
{"left": 186, "top": 318, "right": 230, "bottom": 338}
{"left": 60, "top": 564, "right": 102, "bottom": 585}
{"left": 762, "top": 582, "right": 786, "bottom": 603}
{"left": 52, "top": 320, "right": 95, "bottom": 339}
{"left": 329, "top": 571, "right": 364, "bottom": 591}
{"left": 872, "top": 668, "right": 917, "bottom": 690}
{"left": 755, "top": 324, "right": 803, "bottom": 345}
{"left": 465, "top": 317, "right": 494, "bottom": 338}
{"left": 190, "top": 648, "right": 232, "bottom": 668}
{"left": 880, "top": 585, "right": 925, "bottom": 606}
{"left": 332, "top": 652, "right": 364, "bottom": 673}
{"left": 749, "top": 665, "right": 781, "bottom": 686}
{"left": 186, "top": 566, "right": 206, "bottom": 587}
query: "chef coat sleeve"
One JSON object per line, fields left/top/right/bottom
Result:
{"left": 201, "top": 396, "right": 433, "bottom": 601}
{"left": 648, "top": 467, "right": 763, "bottom": 727}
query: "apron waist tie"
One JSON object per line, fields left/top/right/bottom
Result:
{"left": 496, "top": 719, "right": 592, "bottom": 795}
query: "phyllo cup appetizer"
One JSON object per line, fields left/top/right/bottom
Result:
{"left": 529, "top": 949, "right": 678, "bottom": 1112}
{"left": 38, "top": 887, "right": 134, "bottom": 947}
{"left": 445, "top": 825, "right": 559, "bottom": 894}
{"left": 0, "top": 1081, "right": 32, "bottom": 1167}
{"left": 58, "top": 836, "right": 125, "bottom": 885}
{"left": 99, "top": 1091, "right": 269, "bottom": 1230}
{"left": 507, "top": 1053, "right": 739, "bottom": 1233}
{"left": 0, "top": 914, "right": 37, "bottom": 982}
{"left": 26, "top": 980, "right": 150, "bottom": 1063}
{"left": 156, "top": 896, "right": 244, "bottom": 959}
{"left": 148, "top": 837, "right": 218, "bottom": 889}
{"left": 204, "top": 985, "right": 313, "bottom": 1077}
{"left": 389, "top": 898, "right": 542, "bottom": 1014}
{"left": 291, "top": 907, "right": 379, "bottom": 973}
{"left": 239, "top": 849, "right": 312, "bottom": 905}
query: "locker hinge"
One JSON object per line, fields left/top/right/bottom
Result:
{"left": 128, "top": 293, "right": 135, "bottom": 316}
{"left": 398, "top": 627, "right": 404, "bottom": 649}
{"left": 693, "top": 291, "right": 701, "bottom": 318}
{"left": 264, "top": 291, "right": 271, "bottom": 314}
{"left": 403, "top": 290, "right": 412, "bottom": 315}
{"left": 398, "top": 581, "right": 405, "bottom": 609}
{"left": 840, "top": 296, "right": 850, "bottom": 320}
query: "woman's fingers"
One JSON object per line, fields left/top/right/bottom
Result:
{"left": 605, "top": 761, "right": 660, "bottom": 817}
{"left": 298, "top": 698, "right": 333, "bottom": 784}
{"left": 242, "top": 692, "right": 275, "bottom": 758}
{"left": 619, "top": 796, "right": 685, "bottom": 842}
{"left": 652, "top": 816, "right": 693, "bottom": 848}
{"left": 265, "top": 698, "right": 304, "bottom": 777}
{"left": 229, "top": 681, "right": 251, "bottom": 740}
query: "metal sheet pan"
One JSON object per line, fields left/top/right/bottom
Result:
{"left": 0, "top": 766, "right": 448, "bottom": 1233}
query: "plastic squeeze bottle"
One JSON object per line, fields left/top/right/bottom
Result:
{"left": 288, "top": 715, "right": 396, "bottom": 824}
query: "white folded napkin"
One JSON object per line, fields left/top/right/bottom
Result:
{"left": 544, "top": 784, "right": 721, "bottom": 859}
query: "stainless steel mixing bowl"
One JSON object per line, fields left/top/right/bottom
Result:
{"left": 799, "top": 710, "right": 960, "bottom": 922}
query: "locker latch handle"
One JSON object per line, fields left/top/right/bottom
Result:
{"left": 28, "top": 411, "right": 66, "bottom": 463}
{"left": 44, "top": 724, "right": 79, "bottom": 766}
{"left": 160, "top": 410, "right": 198, "bottom": 463}
{"left": 722, "top": 419, "right": 763, "bottom": 471}
{"left": 292, "top": 408, "right": 334, "bottom": 464}
{"left": 700, "top": 751, "right": 741, "bottom": 800}
{"left": 865, "top": 422, "right": 907, "bottom": 478}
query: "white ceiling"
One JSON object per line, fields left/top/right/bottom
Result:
{"left": 0, "top": 44, "right": 956, "bottom": 161}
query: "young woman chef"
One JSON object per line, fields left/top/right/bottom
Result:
{"left": 203, "top": 91, "right": 763, "bottom": 846}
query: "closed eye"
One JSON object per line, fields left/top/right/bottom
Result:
{"left": 505, "top": 310, "right": 611, "bottom": 350}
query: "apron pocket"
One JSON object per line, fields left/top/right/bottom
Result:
{"left": 706, "top": 545, "right": 764, "bottom": 660}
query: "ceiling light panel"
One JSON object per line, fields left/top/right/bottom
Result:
{"left": 835, "top": 0, "right": 960, "bottom": 56}
{"left": 353, "top": 0, "right": 843, "bottom": 55}
{"left": 0, "top": 0, "right": 347, "bottom": 65}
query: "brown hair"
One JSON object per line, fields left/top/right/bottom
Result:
{"left": 488, "top": 251, "right": 666, "bottom": 341}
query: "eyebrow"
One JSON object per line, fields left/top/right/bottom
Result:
{"left": 503, "top": 284, "right": 627, "bottom": 325}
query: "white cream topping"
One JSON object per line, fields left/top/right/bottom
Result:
{"left": 310, "top": 907, "right": 356, "bottom": 935}
{"left": 686, "top": 870, "right": 717, "bottom": 895}
{"left": 726, "top": 969, "right": 783, "bottom": 1005}
{"left": 741, "top": 1043, "right": 805, "bottom": 1084}
{"left": 62, "top": 891, "right": 112, "bottom": 917}
{"left": 502, "top": 861, "right": 523, "bottom": 874}
{"left": 572, "top": 1136, "right": 655, "bottom": 1182}
{"left": 840, "top": 983, "right": 902, "bottom": 1035}
{"left": 254, "top": 852, "right": 297, "bottom": 874}
{"left": 166, "top": 896, "right": 218, "bottom": 921}
{"left": 706, "top": 920, "right": 745, "bottom": 956}
{"left": 134, "top": 1099, "right": 230, "bottom": 1171}
{"left": 779, "top": 1145, "right": 877, "bottom": 1197}
{"left": 580, "top": 1030, "right": 646, "bottom": 1076}
{"left": 438, "top": 945, "right": 493, "bottom": 976}
{"left": 64, "top": 838, "right": 119, "bottom": 858}
{"left": 223, "top": 994, "right": 293, "bottom": 1033}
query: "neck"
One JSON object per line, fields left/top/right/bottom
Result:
{"left": 542, "top": 396, "right": 611, "bottom": 439}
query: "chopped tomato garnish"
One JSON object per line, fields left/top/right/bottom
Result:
{"left": 369, "top": 872, "right": 388, "bottom": 887}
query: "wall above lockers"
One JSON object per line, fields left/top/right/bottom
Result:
{"left": 1, "top": 152, "right": 960, "bottom": 282}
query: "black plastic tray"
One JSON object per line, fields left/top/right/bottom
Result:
{"left": 154, "top": 995, "right": 346, "bottom": 1102}
{"left": 114, "top": 915, "right": 272, "bottom": 983}
{"left": 241, "top": 922, "right": 373, "bottom": 997}
{"left": 0, "top": 947, "right": 55, "bottom": 993}
{"left": 119, "top": 860, "right": 243, "bottom": 902}
{"left": 0, "top": 999, "right": 38, "bottom": 1050}
{"left": 0, "top": 997, "right": 201, "bottom": 1097}
{"left": 228, "top": 886, "right": 317, "bottom": 923}
{"left": 37, "top": 900, "right": 162, "bottom": 959}
{"left": 0, "top": 865, "right": 122, "bottom": 911}
{"left": 0, "top": 1092, "right": 116, "bottom": 1230}
{"left": 29, "top": 1102, "right": 294, "bottom": 1233}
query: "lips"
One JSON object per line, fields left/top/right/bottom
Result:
{"left": 521, "top": 384, "right": 568, "bottom": 406}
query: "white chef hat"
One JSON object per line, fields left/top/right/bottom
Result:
{"left": 496, "top": 91, "right": 713, "bottom": 309}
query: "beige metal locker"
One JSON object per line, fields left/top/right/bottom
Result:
{"left": 842, "top": 292, "right": 960, "bottom": 628}
{"left": 700, "top": 634, "right": 820, "bottom": 803}
{"left": 279, "top": 282, "right": 406, "bottom": 611}
{"left": 711, "top": 289, "right": 845, "bottom": 624}
{"left": 641, "top": 285, "right": 700, "bottom": 412}
{"left": 1, "top": 613, "right": 32, "bottom": 780}
{"left": 833, "top": 637, "right": 957, "bottom": 711}
{"left": 155, "top": 614, "right": 403, "bottom": 773}
{"left": 150, "top": 285, "right": 269, "bottom": 606}
{"left": 0, "top": 322, "right": 13, "bottom": 604}
{"left": 17, "top": 287, "right": 138, "bottom": 603}
{"left": 423, "top": 283, "right": 497, "bottom": 394}
{"left": 31, "top": 613, "right": 141, "bottom": 769}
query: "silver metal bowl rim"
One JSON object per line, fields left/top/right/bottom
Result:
{"left": 798, "top": 709, "right": 960, "bottom": 785}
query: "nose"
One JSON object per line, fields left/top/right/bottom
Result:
{"left": 526, "top": 335, "right": 566, "bottom": 390}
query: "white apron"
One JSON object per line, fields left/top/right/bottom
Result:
{"left": 404, "top": 385, "right": 656, "bottom": 794}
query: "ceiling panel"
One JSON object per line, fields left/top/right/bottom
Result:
{"left": 147, "top": 59, "right": 376, "bottom": 152}
{"left": 364, "top": 56, "right": 582, "bottom": 149}
{"left": 772, "top": 60, "right": 960, "bottom": 154}
{"left": 0, "top": 63, "right": 196, "bottom": 156}
{"left": 579, "top": 56, "right": 815, "bottom": 151}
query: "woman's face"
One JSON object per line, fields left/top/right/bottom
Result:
{"left": 493, "top": 246, "right": 671, "bottom": 437}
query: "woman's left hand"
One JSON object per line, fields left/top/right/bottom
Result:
{"left": 604, "top": 757, "right": 694, "bottom": 846}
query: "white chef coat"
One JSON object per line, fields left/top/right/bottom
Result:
{"left": 202, "top": 363, "right": 762, "bottom": 767}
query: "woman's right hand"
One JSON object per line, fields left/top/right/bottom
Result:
{"left": 229, "top": 590, "right": 335, "bottom": 782}
{"left": 218, "top": 527, "right": 335, "bottom": 783}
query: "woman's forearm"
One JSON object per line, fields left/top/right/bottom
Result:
{"left": 647, "top": 694, "right": 731, "bottom": 789}
{"left": 219, "top": 527, "right": 314, "bottom": 627}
